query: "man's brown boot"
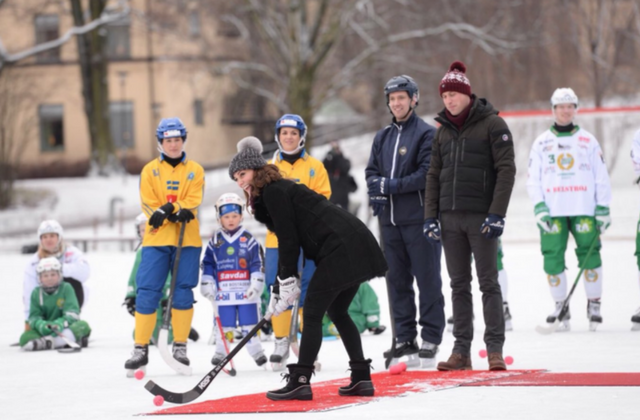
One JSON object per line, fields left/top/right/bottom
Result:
{"left": 436, "top": 353, "right": 472, "bottom": 371}
{"left": 488, "top": 353, "right": 506, "bottom": 371}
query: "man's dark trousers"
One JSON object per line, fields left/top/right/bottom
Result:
{"left": 382, "top": 223, "right": 445, "bottom": 345}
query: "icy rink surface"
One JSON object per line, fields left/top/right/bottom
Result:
{"left": 1, "top": 239, "right": 639, "bottom": 420}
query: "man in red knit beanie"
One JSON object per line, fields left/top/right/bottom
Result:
{"left": 423, "top": 61, "right": 516, "bottom": 371}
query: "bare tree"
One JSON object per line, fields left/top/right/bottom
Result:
{"left": 175, "top": 0, "right": 524, "bottom": 148}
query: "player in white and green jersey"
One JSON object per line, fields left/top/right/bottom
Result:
{"left": 526, "top": 88, "right": 612, "bottom": 332}
{"left": 630, "top": 129, "right": 640, "bottom": 331}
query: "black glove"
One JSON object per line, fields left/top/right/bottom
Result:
{"left": 480, "top": 214, "right": 505, "bottom": 239}
{"left": 168, "top": 208, "right": 195, "bottom": 223}
{"left": 123, "top": 296, "right": 136, "bottom": 316}
{"left": 149, "top": 203, "right": 175, "bottom": 229}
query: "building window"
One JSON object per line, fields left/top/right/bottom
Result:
{"left": 188, "top": 10, "right": 200, "bottom": 37}
{"left": 34, "top": 14, "right": 60, "bottom": 63}
{"left": 39, "top": 104, "right": 64, "bottom": 151}
{"left": 110, "top": 101, "right": 135, "bottom": 149}
{"left": 106, "top": 16, "right": 131, "bottom": 59}
{"left": 194, "top": 99, "right": 204, "bottom": 125}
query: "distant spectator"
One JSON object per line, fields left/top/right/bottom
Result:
{"left": 323, "top": 142, "right": 358, "bottom": 211}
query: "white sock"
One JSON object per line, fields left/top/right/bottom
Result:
{"left": 548, "top": 271, "right": 567, "bottom": 302}
{"left": 582, "top": 267, "right": 603, "bottom": 300}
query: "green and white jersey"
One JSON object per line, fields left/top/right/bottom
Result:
{"left": 28, "top": 282, "right": 80, "bottom": 328}
{"left": 527, "top": 125, "right": 611, "bottom": 217}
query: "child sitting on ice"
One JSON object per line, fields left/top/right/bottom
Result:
{"left": 20, "top": 257, "right": 91, "bottom": 351}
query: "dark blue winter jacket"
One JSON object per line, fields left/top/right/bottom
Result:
{"left": 366, "top": 112, "right": 436, "bottom": 226}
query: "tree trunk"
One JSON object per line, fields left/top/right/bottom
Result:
{"left": 70, "top": 0, "right": 114, "bottom": 175}
{"left": 287, "top": 65, "right": 316, "bottom": 148}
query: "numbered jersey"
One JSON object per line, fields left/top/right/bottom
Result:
{"left": 527, "top": 126, "right": 611, "bottom": 217}
{"left": 201, "top": 227, "right": 264, "bottom": 306}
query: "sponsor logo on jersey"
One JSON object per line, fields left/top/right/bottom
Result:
{"left": 226, "top": 246, "right": 235, "bottom": 256}
{"left": 188, "top": 172, "right": 194, "bottom": 180}
{"left": 579, "top": 136, "right": 590, "bottom": 144}
{"left": 579, "top": 163, "right": 591, "bottom": 171}
{"left": 166, "top": 180, "right": 179, "bottom": 191}
{"left": 166, "top": 194, "right": 177, "bottom": 203}
{"left": 239, "top": 258, "right": 247, "bottom": 269}
{"left": 56, "top": 298, "right": 65, "bottom": 308}
{"left": 547, "top": 185, "right": 587, "bottom": 193}
{"left": 216, "top": 293, "right": 231, "bottom": 301}
{"left": 310, "top": 168, "right": 316, "bottom": 178}
{"left": 219, "top": 270, "right": 249, "bottom": 281}
{"left": 557, "top": 153, "right": 574, "bottom": 170}
{"left": 240, "top": 236, "right": 247, "bottom": 243}
{"left": 543, "top": 145, "right": 553, "bottom": 152}
{"left": 236, "top": 292, "right": 246, "bottom": 300}
{"left": 153, "top": 169, "right": 159, "bottom": 177}
{"left": 574, "top": 218, "right": 594, "bottom": 233}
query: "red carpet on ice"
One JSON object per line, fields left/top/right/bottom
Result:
{"left": 146, "top": 370, "right": 640, "bottom": 415}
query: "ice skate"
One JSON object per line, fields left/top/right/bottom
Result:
{"left": 383, "top": 340, "right": 420, "bottom": 368}
{"left": 546, "top": 301, "right": 570, "bottom": 332}
{"left": 418, "top": 341, "right": 439, "bottom": 368}
{"left": 125, "top": 344, "right": 149, "bottom": 378}
{"left": 211, "top": 352, "right": 225, "bottom": 366}
{"left": 631, "top": 307, "right": 640, "bottom": 331}
{"left": 22, "top": 336, "right": 53, "bottom": 351}
{"left": 252, "top": 350, "right": 268, "bottom": 367}
{"left": 172, "top": 342, "right": 190, "bottom": 366}
{"left": 504, "top": 302, "right": 513, "bottom": 331}
{"left": 270, "top": 337, "right": 290, "bottom": 371}
{"left": 587, "top": 299, "right": 602, "bottom": 332}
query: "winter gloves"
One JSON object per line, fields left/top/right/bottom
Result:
{"left": 149, "top": 203, "right": 175, "bottom": 229}
{"left": 367, "top": 176, "right": 397, "bottom": 217}
{"left": 269, "top": 276, "right": 301, "bottom": 316}
{"left": 246, "top": 276, "right": 265, "bottom": 300}
{"left": 168, "top": 209, "right": 195, "bottom": 223}
{"left": 481, "top": 214, "right": 505, "bottom": 239}
{"left": 594, "top": 205, "right": 611, "bottom": 234}
{"left": 200, "top": 275, "right": 217, "bottom": 299}
{"left": 123, "top": 296, "right": 136, "bottom": 316}
{"left": 534, "top": 202, "right": 553, "bottom": 232}
{"left": 423, "top": 218, "right": 441, "bottom": 244}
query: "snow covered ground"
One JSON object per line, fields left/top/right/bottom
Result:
{"left": 2, "top": 112, "right": 640, "bottom": 419}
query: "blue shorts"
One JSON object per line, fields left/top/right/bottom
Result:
{"left": 218, "top": 303, "right": 260, "bottom": 327}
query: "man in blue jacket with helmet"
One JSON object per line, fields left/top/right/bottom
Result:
{"left": 365, "top": 75, "right": 445, "bottom": 368}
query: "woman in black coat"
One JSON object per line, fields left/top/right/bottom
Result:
{"left": 229, "top": 136, "right": 388, "bottom": 401}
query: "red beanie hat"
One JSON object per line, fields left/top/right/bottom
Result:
{"left": 439, "top": 61, "right": 471, "bottom": 97}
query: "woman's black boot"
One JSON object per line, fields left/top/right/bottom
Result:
{"left": 339, "top": 358, "right": 374, "bottom": 396}
{"left": 266, "top": 363, "right": 314, "bottom": 401}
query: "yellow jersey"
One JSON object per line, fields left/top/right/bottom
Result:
{"left": 265, "top": 150, "right": 331, "bottom": 248}
{"left": 140, "top": 155, "right": 205, "bottom": 247}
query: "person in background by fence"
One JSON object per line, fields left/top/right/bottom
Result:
{"left": 526, "top": 88, "right": 612, "bottom": 332}
{"left": 22, "top": 220, "right": 90, "bottom": 330}
{"left": 323, "top": 141, "right": 358, "bottom": 211}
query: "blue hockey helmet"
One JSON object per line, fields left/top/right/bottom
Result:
{"left": 156, "top": 117, "right": 187, "bottom": 143}
{"left": 384, "top": 75, "right": 420, "bottom": 106}
{"left": 275, "top": 114, "right": 307, "bottom": 154}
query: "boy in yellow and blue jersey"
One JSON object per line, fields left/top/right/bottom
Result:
{"left": 124, "top": 117, "right": 204, "bottom": 376}
{"left": 265, "top": 114, "right": 331, "bottom": 370}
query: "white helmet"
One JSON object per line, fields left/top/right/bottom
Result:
{"left": 134, "top": 213, "right": 147, "bottom": 240}
{"left": 36, "top": 257, "right": 63, "bottom": 293}
{"left": 215, "top": 193, "right": 244, "bottom": 221}
{"left": 551, "top": 88, "right": 579, "bottom": 108}
{"left": 38, "top": 220, "right": 63, "bottom": 241}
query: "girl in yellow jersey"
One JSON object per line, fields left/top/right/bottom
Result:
{"left": 265, "top": 114, "right": 331, "bottom": 370}
{"left": 124, "top": 117, "right": 204, "bottom": 375}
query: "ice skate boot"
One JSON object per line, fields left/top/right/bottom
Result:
{"left": 546, "top": 301, "right": 570, "bottom": 332}
{"left": 253, "top": 350, "right": 268, "bottom": 367}
{"left": 211, "top": 352, "right": 225, "bottom": 366}
{"left": 367, "top": 325, "right": 386, "bottom": 335}
{"left": 125, "top": 344, "right": 149, "bottom": 378}
{"left": 446, "top": 315, "right": 454, "bottom": 333}
{"left": 22, "top": 336, "right": 53, "bottom": 351}
{"left": 631, "top": 307, "right": 640, "bottom": 331}
{"left": 504, "top": 302, "right": 513, "bottom": 331}
{"left": 383, "top": 340, "right": 420, "bottom": 368}
{"left": 270, "top": 337, "right": 290, "bottom": 372}
{"left": 172, "top": 342, "right": 190, "bottom": 366}
{"left": 418, "top": 341, "right": 439, "bottom": 368}
{"left": 587, "top": 299, "right": 602, "bottom": 332}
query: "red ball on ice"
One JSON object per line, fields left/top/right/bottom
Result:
{"left": 134, "top": 369, "right": 145, "bottom": 380}
{"left": 398, "top": 362, "right": 407, "bottom": 372}
{"left": 505, "top": 355, "right": 514, "bottom": 365}
{"left": 153, "top": 395, "right": 165, "bottom": 406}
{"left": 389, "top": 363, "right": 404, "bottom": 375}
{"left": 479, "top": 349, "right": 487, "bottom": 358}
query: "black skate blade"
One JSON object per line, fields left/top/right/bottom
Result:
{"left": 58, "top": 346, "right": 81, "bottom": 353}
